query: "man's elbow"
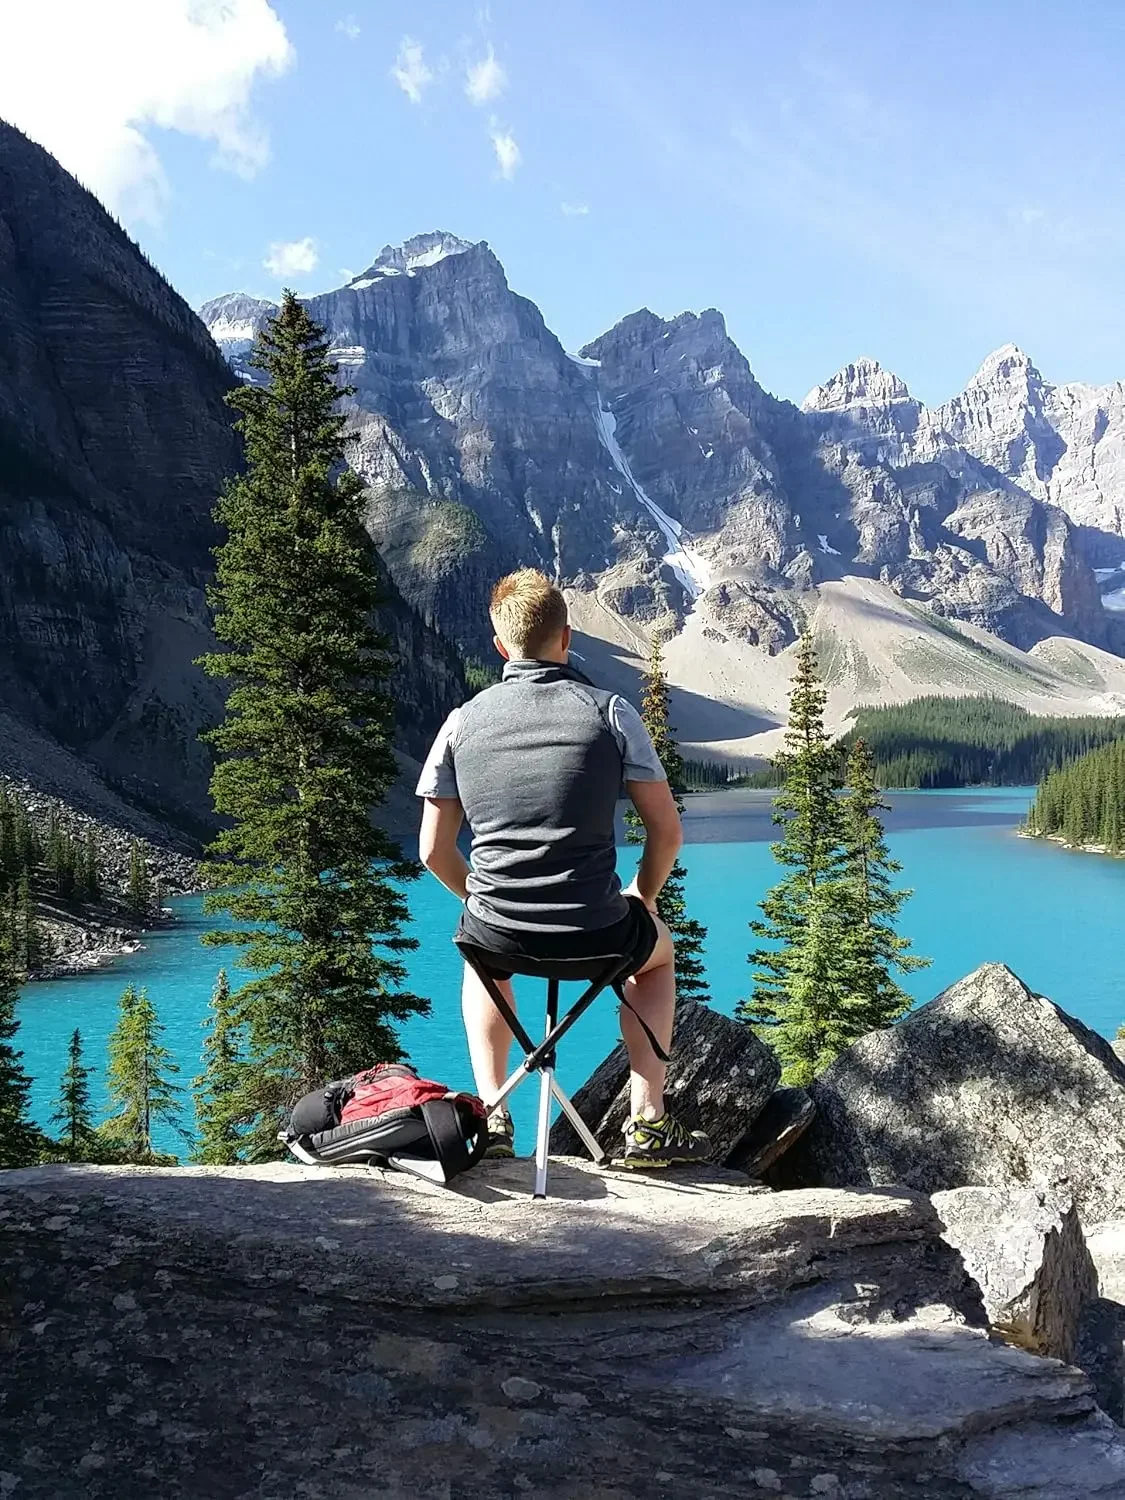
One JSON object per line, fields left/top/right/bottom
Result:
{"left": 418, "top": 834, "right": 442, "bottom": 873}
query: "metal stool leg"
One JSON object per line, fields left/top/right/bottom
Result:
{"left": 533, "top": 979, "right": 559, "bottom": 1200}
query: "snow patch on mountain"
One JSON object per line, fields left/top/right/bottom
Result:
{"left": 591, "top": 395, "right": 711, "bottom": 598}
{"left": 348, "top": 231, "right": 476, "bottom": 289}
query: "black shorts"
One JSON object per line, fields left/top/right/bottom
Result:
{"left": 456, "top": 896, "right": 659, "bottom": 979}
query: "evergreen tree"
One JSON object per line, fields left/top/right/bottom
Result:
{"left": 127, "top": 839, "right": 151, "bottom": 919}
{"left": 13, "top": 873, "right": 45, "bottom": 976}
{"left": 624, "top": 634, "right": 709, "bottom": 1000}
{"left": 737, "top": 632, "right": 851, "bottom": 1085}
{"left": 191, "top": 969, "right": 245, "bottom": 1165}
{"left": 0, "top": 927, "right": 41, "bottom": 1167}
{"left": 77, "top": 827, "right": 100, "bottom": 902}
{"left": 50, "top": 1027, "right": 97, "bottom": 1160}
{"left": 101, "top": 984, "right": 184, "bottom": 1163}
{"left": 0, "top": 789, "right": 15, "bottom": 885}
{"left": 198, "top": 291, "right": 426, "bottom": 1156}
{"left": 837, "top": 739, "right": 929, "bottom": 1030}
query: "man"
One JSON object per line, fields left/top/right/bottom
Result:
{"left": 416, "top": 568, "right": 711, "bottom": 1167}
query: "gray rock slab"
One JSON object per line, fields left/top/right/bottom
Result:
{"left": 806, "top": 963, "right": 1125, "bottom": 1223}
{"left": 6, "top": 1163, "right": 1123, "bottom": 1499}
{"left": 549, "top": 998, "right": 781, "bottom": 1161}
{"left": 954, "top": 1409, "right": 1125, "bottom": 1498}
{"left": 933, "top": 1185, "right": 1098, "bottom": 1363}
{"left": 0, "top": 1158, "right": 937, "bottom": 1312}
{"left": 627, "top": 1282, "right": 1093, "bottom": 1445}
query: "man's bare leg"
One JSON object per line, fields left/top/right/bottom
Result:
{"left": 461, "top": 961, "right": 517, "bottom": 1105}
{"left": 619, "top": 915, "right": 676, "bottom": 1120}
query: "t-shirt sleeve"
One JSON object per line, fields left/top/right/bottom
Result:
{"left": 609, "top": 697, "right": 667, "bottom": 783}
{"left": 414, "top": 709, "right": 462, "bottom": 799}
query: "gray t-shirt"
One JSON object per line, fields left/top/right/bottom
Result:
{"left": 416, "top": 693, "right": 665, "bottom": 801}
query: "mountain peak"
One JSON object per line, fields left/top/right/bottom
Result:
{"left": 802, "top": 357, "right": 912, "bottom": 413}
{"left": 349, "top": 231, "right": 478, "bottom": 287}
{"left": 199, "top": 292, "right": 278, "bottom": 349}
{"left": 966, "top": 344, "right": 1043, "bottom": 391}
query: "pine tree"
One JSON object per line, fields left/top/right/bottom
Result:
{"left": 79, "top": 828, "right": 100, "bottom": 903}
{"left": 0, "top": 789, "right": 15, "bottom": 886}
{"left": 198, "top": 291, "right": 426, "bottom": 1156}
{"left": 624, "top": 634, "right": 709, "bottom": 1000}
{"left": 50, "top": 1028, "right": 97, "bottom": 1160}
{"left": 101, "top": 985, "right": 184, "bottom": 1163}
{"left": 192, "top": 969, "right": 245, "bottom": 1165}
{"left": 737, "top": 632, "right": 851, "bottom": 1084}
{"left": 0, "top": 925, "right": 41, "bottom": 1167}
{"left": 127, "top": 840, "right": 151, "bottom": 920}
{"left": 14, "top": 873, "right": 45, "bottom": 976}
{"left": 837, "top": 739, "right": 929, "bottom": 1032}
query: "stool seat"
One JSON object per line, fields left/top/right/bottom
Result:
{"left": 455, "top": 936, "right": 663, "bottom": 1199}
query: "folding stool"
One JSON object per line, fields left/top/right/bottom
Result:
{"left": 455, "top": 939, "right": 669, "bottom": 1199}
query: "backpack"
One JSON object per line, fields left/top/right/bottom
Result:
{"left": 280, "top": 1063, "right": 488, "bottom": 1184}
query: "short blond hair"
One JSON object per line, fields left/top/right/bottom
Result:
{"left": 489, "top": 569, "right": 568, "bottom": 657}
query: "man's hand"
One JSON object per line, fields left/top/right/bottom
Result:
{"left": 621, "top": 877, "right": 658, "bottom": 914}
{"left": 419, "top": 797, "right": 470, "bottom": 901}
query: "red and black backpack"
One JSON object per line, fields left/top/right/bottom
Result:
{"left": 280, "top": 1063, "right": 488, "bottom": 1183}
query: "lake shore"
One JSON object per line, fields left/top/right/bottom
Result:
{"left": 1018, "top": 828, "right": 1124, "bottom": 858}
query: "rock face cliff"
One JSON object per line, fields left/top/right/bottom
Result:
{"left": 204, "top": 234, "right": 1125, "bottom": 701}
{"left": 0, "top": 120, "right": 238, "bottom": 827}
{"left": 0, "top": 129, "right": 464, "bottom": 831}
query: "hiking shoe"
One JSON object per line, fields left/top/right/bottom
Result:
{"left": 618, "top": 1111, "right": 712, "bottom": 1169}
{"left": 485, "top": 1107, "right": 515, "bottom": 1159}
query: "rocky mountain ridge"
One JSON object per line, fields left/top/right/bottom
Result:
{"left": 0, "top": 128, "right": 466, "bottom": 839}
{"left": 203, "top": 232, "right": 1125, "bottom": 755}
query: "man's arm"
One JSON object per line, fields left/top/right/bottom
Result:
{"left": 623, "top": 778, "right": 683, "bottom": 911}
{"left": 419, "top": 797, "right": 470, "bottom": 901}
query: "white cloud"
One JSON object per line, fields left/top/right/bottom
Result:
{"left": 392, "top": 37, "right": 433, "bottom": 103}
{"left": 466, "top": 46, "right": 506, "bottom": 105}
{"left": 263, "top": 237, "right": 319, "bottom": 277}
{"left": 335, "top": 15, "right": 360, "bottom": 41}
{"left": 0, "top": 0, "right": 293, "bottom": 227}
{"left": 490, "top": 124, "right": 521, "bottom": 180}
{"left": 561, "top": 201, "right": 590, "bottom": 217}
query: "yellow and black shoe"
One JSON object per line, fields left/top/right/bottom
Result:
{"left": 618, "top": 1111, "right": 712, "bottom": 1169}
{"left": 485, "top": 1107, "right": 515, "bottom": 1159}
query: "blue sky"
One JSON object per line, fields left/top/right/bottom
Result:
{"left": 2, "top": 0, "right": 1125, "bottom": 405}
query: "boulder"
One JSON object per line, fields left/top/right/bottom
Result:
{"left": 1088, "top": 1221, "right": 1125, "bottom": 1304}
{"left": 548, "top": 999, "right": 780, "bottom": 1161}
{"left": 803, "top": 963, "right": 1125, "bottom": 1223}
{"left": 1078, "top": 1298, "right": 1125, "bottom": 1426}
{"left": 726, "top": 1085, "right": 815, "bottom": 1176}
{"left": 932, "top": 1184, "right": 1098, "bottom": 1363}
{"left": 1083, "top": 1221, "right": 1125, "bottom": 1424}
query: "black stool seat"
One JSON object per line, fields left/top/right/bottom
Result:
{"left": 455, "top": 937, "right": 665, "bottom": 1199}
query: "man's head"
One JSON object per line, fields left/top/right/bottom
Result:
{"left": 489, "top": 569, "right": 571, "bottom": 662}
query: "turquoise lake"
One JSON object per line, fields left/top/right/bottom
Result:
{"left": 15, "top": 787, "right": 1125, "bottom": 1153}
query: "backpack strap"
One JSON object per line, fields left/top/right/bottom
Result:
{"left": 419, "top": 1099, "right": 487, "bottom": 1182}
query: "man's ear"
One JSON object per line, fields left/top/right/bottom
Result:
{"left": 562, "top": 623, "right": 572, "bottom": 655}
{"left": 493, "top": 634, "right": 511, "bottom": 661}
